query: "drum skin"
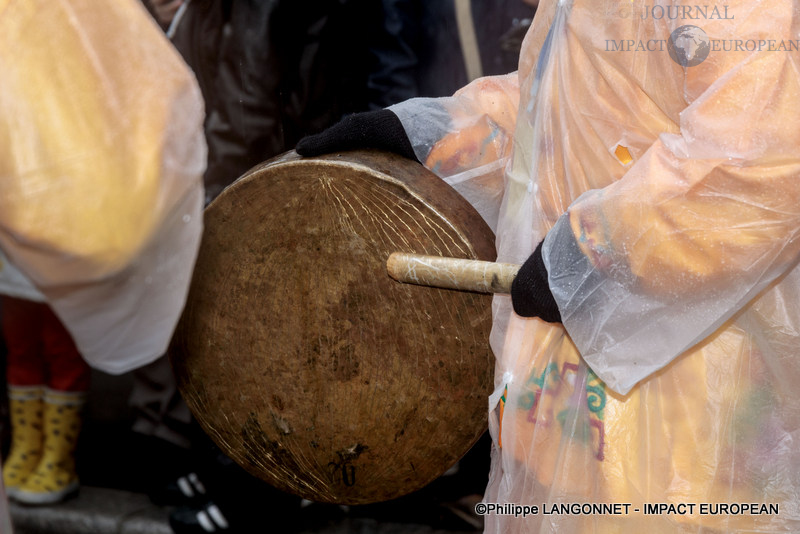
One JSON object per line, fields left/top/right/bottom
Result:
{"left": 169, "top": 149, "right": 496, "bottom": 504}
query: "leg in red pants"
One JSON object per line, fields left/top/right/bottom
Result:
{"left": 3, "top": 296, "right": 47, "bottom": 387}
{"left": 1, "top": 296, "right": 90, "bottom": 504}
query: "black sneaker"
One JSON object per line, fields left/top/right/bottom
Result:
{"left": 170, "top": 501, "right": 231, "bottom": 534}
{"left": 150, "top": 471, "right": 209, "bottom": 507}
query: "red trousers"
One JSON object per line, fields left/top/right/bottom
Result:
{"left": 1, "top": 296, "right": 90, "bottom": 392}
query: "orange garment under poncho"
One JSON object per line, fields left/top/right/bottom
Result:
{"left": 390, "top": 0, "right": 800, "bottom": 531}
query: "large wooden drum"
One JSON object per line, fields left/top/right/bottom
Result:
{"left": 169, "top": 149, "right": 495, "bottom": 505}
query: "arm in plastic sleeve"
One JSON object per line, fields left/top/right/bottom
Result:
{"left": 389, "top": 73, "right": 520, "bottom": 231}
{"left": 545, "top": 41, "right": 800, "bottom": 395}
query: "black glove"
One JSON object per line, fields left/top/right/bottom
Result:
{"left": 295, "top": 109, "right": 418, "bottom": 162}
{"left": 511, "top": 240, "right": 562, "bottom": 323}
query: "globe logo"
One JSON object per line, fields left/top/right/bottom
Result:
{"left": 668, "top": 25, "right": 711, "bottom": 67}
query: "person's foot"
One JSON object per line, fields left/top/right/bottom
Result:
{"left": 170, "top": 501, "right": 231, "bottom": 534}
{"left": 167, "top": 444, "right": 302, "bottom": 533}
{"left": 150, "top": 471, "right": 208, "bottom": 507}
{"left": 12, "top": 390, "right": 85, "bottom": 506}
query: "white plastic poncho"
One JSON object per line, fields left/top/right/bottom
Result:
{"left": 0, "top": 0, "right": 206, "bottom": 374}
{"left": 391, "top": 0, "right": 800, "bottom": 531}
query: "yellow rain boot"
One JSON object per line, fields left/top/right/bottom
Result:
{"left": 14, "top": 389, "right": 85, "bottom": 505}
{"left": 2, "top": 386, "right": 44, "bottom": 499}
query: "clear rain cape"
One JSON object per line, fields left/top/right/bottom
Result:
{"left": 0, "top": 0, "right": 206, "bottom": 374}
{"left": 391, "top": 0, "right": 800, "bottom": 531}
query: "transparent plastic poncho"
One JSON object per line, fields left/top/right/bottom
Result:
{"left": 391, "top": 0, "right": 800, "bottom": 531}
{"left": 0, "top": 0, "right": 206, "bottom": 374}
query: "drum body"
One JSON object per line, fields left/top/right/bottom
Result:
{"left": 170, "top": 149, "right": 495, "bottom": 504}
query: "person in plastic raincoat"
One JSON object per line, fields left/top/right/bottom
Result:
{"left": 298, "top": 0, "right": 800, "bottom": 531}
{"left": 0, "top": 0, "right": 205, "bottom": 511}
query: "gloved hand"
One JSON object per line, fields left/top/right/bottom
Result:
{"left": 296, "top": 109, "right": 419, "bottom": 162}
{"left": 510, "top": 241, "right": 562, "bottom": 323}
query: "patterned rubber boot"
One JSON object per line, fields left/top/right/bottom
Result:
{"left": 13, "top": 389, "right": 85, "bottom": 505}
{"left": 2, "top": 386, "right": 44, "bottom": 499}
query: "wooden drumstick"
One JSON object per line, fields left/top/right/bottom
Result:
{"left": 386, "top": 252, "right": 520, "bottom": 294}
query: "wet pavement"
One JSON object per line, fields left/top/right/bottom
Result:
{"left": 9, "top": 485, "right": 483, "bottom": 534}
